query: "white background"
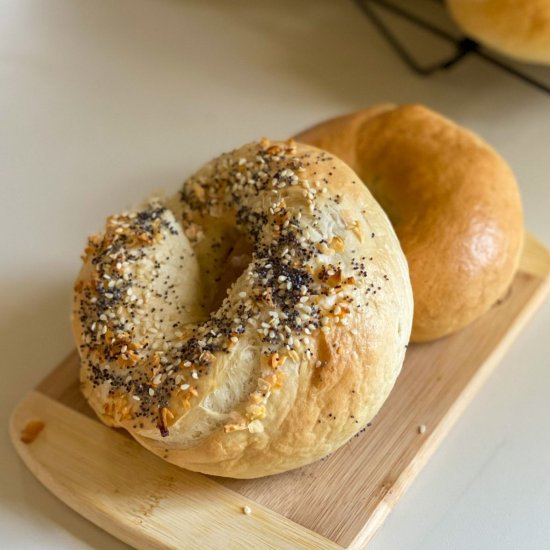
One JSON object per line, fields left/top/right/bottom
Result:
{"left": 1, "top": 1, "right": 549, "bottom": 548}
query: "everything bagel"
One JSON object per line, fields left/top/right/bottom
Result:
{"left": 73, "top": 140, "right": 413, "bottom": 478}
{"left": 295, "top": 105, "right": 524, "bottom": 342}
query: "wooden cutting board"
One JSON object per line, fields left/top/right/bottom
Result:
{"left": 10, "top": 234, "right": 550, "bottom": 550}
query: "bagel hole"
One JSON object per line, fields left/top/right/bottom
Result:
{"left": 208, "top": 236, "right": 254, "bottom": 312}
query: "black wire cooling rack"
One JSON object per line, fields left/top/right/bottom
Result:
{"left": 355, "top": 0, "right": 550, "bottom": 95}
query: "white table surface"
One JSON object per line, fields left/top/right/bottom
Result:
{"left": 1, "top": 1, "right": 549, "bottom": 548}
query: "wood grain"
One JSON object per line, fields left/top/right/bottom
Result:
{"left": 10, "top": 391, "right": 341, "bottom": 550}
{"left": 10, "top": 233, "right": 550, "bottom": 549}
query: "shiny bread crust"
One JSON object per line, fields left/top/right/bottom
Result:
{"left": 447, "top": 0, "right": 550, "bottom": 64}
{"left": 295, "top": 105, "right": 524, "bottom": 341}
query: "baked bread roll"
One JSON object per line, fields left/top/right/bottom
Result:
{"left": 73, "top": 140, "right": 413, "bottom": 478}
{"left": 447, "top": 0, "right": 550, "bottom": 64}
{"left": 295, "top": 105, "right": 524, "bottom": 342}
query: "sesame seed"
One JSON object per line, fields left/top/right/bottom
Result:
{"left": 77, "top": 144, "right": 373, "bottom": 438}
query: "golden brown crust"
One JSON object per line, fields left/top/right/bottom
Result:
{"left": 295, "top": 105, "right": 524, "bottom": 342}
{"left": 447, "top": 0, "right": 550, "bottom": 64}
{"left": 73, "top": 140, "right": 413, "bottom": 478}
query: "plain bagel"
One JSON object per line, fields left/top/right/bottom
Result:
{"left": 73, "top": 140, "right": 413, "bottom": 478}
{"left": 295, "top": 105, "right": 524, "bottom": 342}
{"left": 447, "top": 0, "right": 550, "bottom": 64}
